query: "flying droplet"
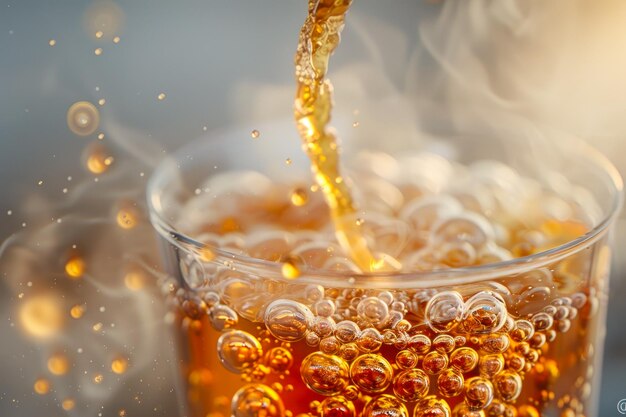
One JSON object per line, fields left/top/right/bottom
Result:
{"left": 48, "top": 353, "right": 69, "bottom": 375}
{"left": 95, "top": 30, "right": 104, "bottom": 39}
{"left": 34, "top": 378, "right": 50, "bottom": 395}
{"left": 251, "top": 129, "right": 260, "bottom": 139}
{"left": 157, "top": 93, "right": 166, "bottom": 101}
{"left": 65, "top": 255, "right": 85, "bottom": 278}
{"left": 93, "top": 373, "right": 104, "bottom": 384}
{"left": 67, "top": 101, "right": 100, "bottom": 136}
{"left": 84, "top": 143, "right": 113, "bottom": 174}
{"left": 94, "top": 47, "right": 103, "bottom": 55}
{"left": 19, "top": 295, "right": 64, "bottom": 339}
{"left": 113, "top": 36, "right": 121, "bottom": 44}
{"left": 48, "top": 39, "right": 56, "bottom": 47}
{"left": 70, "top": 304, "right": 85, "bottom": 319}
{"left": 111, "top": 357, "right": 128, "bottom": 374}
{"left": 290, "top": 188, "right": 308, "bottom": 206}
{"left": 285, "top": 158, "right": 292, "bottom": 165}
{"left": 98, "top": 98, "right": 106, "bottom": 106}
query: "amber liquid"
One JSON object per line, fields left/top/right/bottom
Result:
{"left": 166, "top": 2, "right": 607, "bottom": 417}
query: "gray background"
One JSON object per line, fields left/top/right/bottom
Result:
{"left": 1, "top": 1, "right": 625, "bottom": 416}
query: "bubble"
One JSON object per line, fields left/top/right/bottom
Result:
{"left": 510, "top": 320, "right": 534, "bottom": 342}
{"left": 291, "top": 188, "right": 309, "bottom": 206}
{"left": 265, "top": 347, "right": 294, "bottom": 373}
{"left": 505, "top": 354, "right": 525, "bottom": 373}
{"left": 210, "top": 304, "right": 239, "bottom": 331}
{"left": 338, "top": 343, "right": 360, "bottom": 362}
{"left": 463, "top": 291, "right": 507, "bottom": 334}
{"left": 312, "top": 316, "right": 336, "bottom": 338}
{"left": 453, "top": 406, "right": 485, "bottom": 417}
{"left": 320, "top": 336, "right": 341, "bottom": 355}
{"left": 335, "top": 321, "right": 360, "bottom": 343}
{"left": 437, "top": 368, "right": 464, "bottom": 397}
{"left": 320, "top": 396, "right": 355, "bottom": 417}
{"left": 48, "top": 353, "right": 69, "bottom": 375}
{"left": 431, "top": 213, "right": 494, "bottom": 249}
{"left": 393, "top": 368, "right": 429, "bottom": 402}
{"left": 34, "top": 378, "right": 50, "bottom": 395}
{"left": 217, "top": 330, "right": 263, "bottom": 373}
{"left": 300, "top": 352, "right": 349, "bottom": 396}
{"left": 423, "top": 351, "right": 448, "bottom": 375}
{"left": 530, "top": 312, "right": 553, "bottom": 331}
{"left": 407, "top": 334, "right": 432, "bottom": 354}
{"left": 400, "top": 195, "right": 463, "bottom": 232}
{"left": 437, "top": 241, "right": 477, "bottom": 268}
{"left": 478, "top": 354, "right": 504, "bottom": 378}
{"left": 350, "top": 354, "right": 394, "bottom": 393}
{"left": 481, "top": 334, "right": 510, "bottom": 354}
{"left": 265, "top": 300, "right": 313, "bottom": 342}
{"left": 231, "top": 384, "right": 285, "bottom": 417}
{"left": 251, "top": 129, "right": 261, "bottom": 139}
{"left": 464, "top": 377, "right": 494, "bottom": 410}
{"left": 413, "top": 397, "right": 452, "bottom": 417}
{"left": 493, "top": 371, "right": 522, "bottom": 402}
{"left": 355, "top": 328, "right": 383, "bottom": 353}
{"left": 357, "top": 297, "right": 389, "bottom": 325}
{"left": 517, "top": 405, "right": 539, "bottom": 417}
{"left": 306, "top": 332, "right": 321, "bottom": 347}
{"left": 362, "top": 394, "right": 409, "bottom": 417}
{"left": 315, "top": 300, "right": 336, "bottom": 317}
{"left": 19, "top": 295, "right": 64, "bottom": 339}
{"left": 67, "top": 101, "right": 100, "bottom": 136}
{"left": 395, "top": 350, "right": 418, "bottom": 369}
{"left": 425, "top": 291, "right": 464, "bottom": 333}
{"left": 450, "top": 347, "right": 479, "bottom": 373}
{"left": 433, "top": 335, "right": 456, "bottom": 353}
{"left": 111, "top": 357, "right": 128, "bottom": 374}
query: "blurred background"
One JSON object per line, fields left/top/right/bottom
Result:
{"left": 0, "top": 1, "right": 625, "bottom": 416}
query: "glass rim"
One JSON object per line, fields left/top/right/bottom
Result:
{"left": 147, "top": 129, "right": 624, "bottom": 289}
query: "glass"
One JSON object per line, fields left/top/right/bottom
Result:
{"left": 148, "top": 120, "right": 623, "bottom": 417}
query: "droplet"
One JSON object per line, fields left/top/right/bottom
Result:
{"left": 48, "top": 39, "right": 56, "bottom": 47}
{"left": 113, "top": 36, "right": 121, "bottom": 44}
{"left": 413, "top": 397, "right": 452, "bottom": 417}
{"left": 285, "top": 158, "right": 292, "bottom": 165}
{"left": 349, "top": 354, "right": 394, "bottom": 394}
{"left": 111, "top": 357, "right": 128, "bottom": 374}
{"left": 98, "top": 98, "right": 106, "bottom": 106}
{"left": 231, "top": 384, "right": 285, "bottom": 417}
{"left": 264, "top": 300, "right": 313, "bottom": 342}
{"left": 393, "top": 368, "right": 429, "bottom": 402}
{"left": 425, "top": 291, "right": 464, "bottom": 333}
{"left": 95, "top": 30, "right": 104, "bottom": 38}
{"left": 462, "top": 291, "right": 507, "bottom": 334}
{"left": 300, "top": 352, "right": 349, "bottom": 396}
{"left": 67, "top": 101, "right": 100, "bottom": 136}
{"left": 34, "top": 378, "right": 50, "bottom": 395}
{"left": 217, "top": 330, "right": 262, "bottom": 373}
{"left": 251, "top": 129, "right": 260, "bottom": 139}
{"left": 19, "top": 295, "right": 63, "bottom": 339}
{"left": 116, "top": 205, "right": 138, "bottom": 229}
{"left": 65, "top": 255, "right": 85, "bottom": 278}
{"left": 464, "top": 377, "right": 493, "bottom": 410}
{"left": 265, "top": 347, "right": 293, "bottom": 373}
{"left": 362, "top": 394, "right": 409, "bottom": 417}
{"left": 450, "top": 347, "right": 479, "bottom": 373}
{"left": 320, "top": 396, "right": 355, "bottom": 417}
{"left": 357, "top": 297, "right": 389, "bottom": 325}
{"left": 94, "top": 47, "right": 103, "bottom": 55}
{"left": 124, "top": 269, "right": 145, "bottom": 291}
{"left": 62, "top": 399, "right": 75, "bottom": 411}
{"left": 290, "top": 188, "right": 309, "bottom": 206}
{"left": 48, "top": 353, "right": 69, "bottom": 375}
{"left": 437, "top": 368, "right": 464, "bottom": 397}
{"left": 84, "top": 143, "right": 114, "bottom": 174}
{"left": 93, "top": 373, "right": 104, "bottom": 384}
{"left": 157, "top": 93, "right": 166, "bottom": 101}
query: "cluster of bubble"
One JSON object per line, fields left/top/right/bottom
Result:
{"left": 175, "top": 151, "right": 598, "bottom": 273}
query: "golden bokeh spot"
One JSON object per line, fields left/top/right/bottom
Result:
{"left": 62, "top": 399, "right": 75, "bottom": 411}
{"left": 70, "top": 304, "right": 85, "bottom": 319}
{"left": 34, "top": 378, "right": 50, "bottom": 395}
{"left": 67, "top": 101, "right": 99, "bottom": 136}
{"left": 111, "top": 357, "right": 128, "bottom": 374}
{"left": 48, "top": 353, "right": 70, "bottom": 375}
{"left": 65, "top": 255, "right": 85, "bottom": 279}
{"left": 19, "top": 295, "right": 64, "bottom": 339}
